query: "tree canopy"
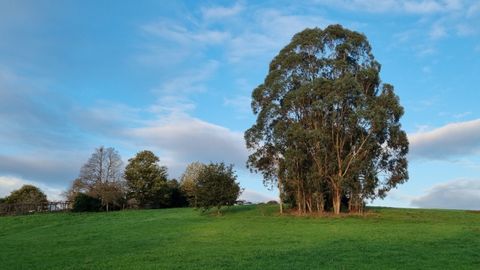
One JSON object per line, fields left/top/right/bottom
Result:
{"left": 195, "top": 162, "right": 241, "bottom": 214}
{"left": 70, "top": 146, "right": 125, "bottom": 211}
{"left": 245, "top": 24, "right": 409, "bottom": 215}
{"left": 124, "top": 150, "right": 169, "bottom": 208}
{"left": 4, "top": 185, "right": 48, "bottom": 205}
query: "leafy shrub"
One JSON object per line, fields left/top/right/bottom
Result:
{"left": 72, "top": 193, "right": 102, "bottom": 212}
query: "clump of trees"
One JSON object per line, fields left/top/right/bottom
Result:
{"left": 66, "top": 147, "right": 240, "bottom": 213}
{"left": 2, "top": 185, "right": 48, "bottom": 205}
{"left": 245, "top": 25, "right": 409, "bottom": 215}
{"left": 0, "top": 185, "right": 49, "bottom": 215}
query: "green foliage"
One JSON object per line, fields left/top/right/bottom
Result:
{"left": 0, "top": 206, "right": 479, "bottom": 269}
{"left": 4, "top": 185, "right": 48, "bottom": 204}
{"left": 245, "top": 24, "right": 409, "bottom": 215}
{"left": 179, "top": 162, "right": 205, "bottom": 207}
{"left": 124, "top": 150, "right": 169, "bottom": 208}
{"left": 72, "top": 193, "right": 102, "bottom": 212}
{"left": 165, "top": 179, "right": 189, "bottom": 208}
{"left": 195, "top": 163, "right": 241, "bottom": 213}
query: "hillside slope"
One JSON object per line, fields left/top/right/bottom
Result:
{"left": 0, "top": 205, "right": 479, "bottom": 269}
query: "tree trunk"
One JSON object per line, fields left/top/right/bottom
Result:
{"left": 278, "top": 179, "right": 283, "bottom": 214}
{"left": 315, "top": 194, "right": 324, "bottom": 213}
{"left": 349, "top": 195, "right": 364, "bottom": 214}
{"left": 297, "top": 180, "right": 301, "bottom": 214}
{"left": 306, "top": 198, "right": 312, "bottom": 213}
{"left": 301, "top": 184, "right": 306, "bottom": 214}
{"left": 332, "top": 186, "right": 341, "bottom": 215}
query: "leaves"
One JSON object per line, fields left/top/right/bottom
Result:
{"left": 124, "top": 150, "right": 169, "bottom": 208}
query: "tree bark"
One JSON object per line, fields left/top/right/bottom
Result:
{"left": 278, "top": 180, "right": 283, "bottom": 214}
{"left": 332, "top": 186, "right": 341, "bottom": 215}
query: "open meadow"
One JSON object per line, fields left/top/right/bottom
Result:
{"left": 1, "top": 205, "right": 479, "bottom": 269}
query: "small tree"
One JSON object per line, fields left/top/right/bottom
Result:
{"left": 5, "top": 185, "right": 48, "bottom": 205}
{"left": 67, "top": 146, "right": 125, "bottom": 211}
{"left": 195, "top": 163, "right": 241, "bottom": 215}
{"left": 180, "top": 162, "right": 205, "bottom": 207}
{"left": 90, "top": 182, "right": 125, "bottom": 211}
{"left": 124, "top": 150, "right": 168, "bottom": 208}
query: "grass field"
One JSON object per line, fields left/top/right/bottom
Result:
{"left": 1, "top": 205, "right": 479, "bottom": 269}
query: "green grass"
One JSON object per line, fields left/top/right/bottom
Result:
{"left": 1, "top": 205, "right": 479, "bottom": 269}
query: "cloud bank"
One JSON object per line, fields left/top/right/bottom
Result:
{"left": 411, "top": 179, "right": 480, "bottom": 210}
{"left": 126, "top": 114, "right": 248, "bottom": 177}
{"left": 315, "top": 0, "right": 462, "bottom": 14}
{"left": 408, "top": 119, "right": 480, "bottom": 160}
{"left": 240, "top": 189, "right": 277, "bottom": 203}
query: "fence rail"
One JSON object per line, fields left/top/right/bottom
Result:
{"left": 0, "top": 201, "right": 72, "bottom": 216}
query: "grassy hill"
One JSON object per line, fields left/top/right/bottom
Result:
{"left": 1, "top": 205, "right": 479, "bottom": 269}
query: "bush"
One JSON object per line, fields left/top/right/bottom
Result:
{"left": 72, "top": 193, "right": 102, "bottom": 212}
{"left": 196, "top": 162, "right": 241, "bottom": 214}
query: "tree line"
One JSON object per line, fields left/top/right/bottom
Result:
{"left": 64, "top": 147, "right": 241, "bottom": 214}
{"left": 0, "top": 147, "right": 241, "bottom": 215}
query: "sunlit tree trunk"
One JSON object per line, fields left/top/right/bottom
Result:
{"left": 278, "top": 179, "right": 283, "bottom": 214}
{"left": 332, "top": 185, "right": 341, "bottom": 215}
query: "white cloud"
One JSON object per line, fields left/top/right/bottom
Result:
{"left": 228, "top": 10, "right": 330, "bottom": 63}
{"left": 142, "top": 20, "right": 230, "bottom": 45}
{"left": 147, "top": 60, "right": 219, "bottom": 115}
{"left": 201, "top": 2, "right": 244, "bottom": 20}
{"left": 136, "top": 20, "right": 228, "bottom": 68}
{"left": 148, "top": 96, "right": 196, "bottom": 115}
{"left": 453, "top": 111, "right": 472, "bottom": 119}
{"left": 126, "top": 114, "right": 248, "bottom": 178}
{"left": 411, "top": 179, "right": 480, "bottom": 210}
{"left": 455, "top": 24, "right": 475, "bottom": 37}
{"left": 240, "top": 189, "right": 277, "bottom": 203}
{"left": 315, "top": 0, "right": 461, "bottom": 14}
{"left": 467, "top": 2, "right": 480, "bottom": 17}
{"left": 0, "top": 153, "right": 83, "bottom": 186}
{"left": 153, "top": 60, "right": 219, "bottom": 95}
{"left": 409, "top": 119, "right": 480, "bottom": 160}
{"left": 429, "top": 23, "right": 447, "bottom": 39}
{"left": 224, "top": 95, "right": 251, "bottom": 115}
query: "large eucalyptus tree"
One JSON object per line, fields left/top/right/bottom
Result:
{"left": 245, "top": 25, "right": 408, "bottom": 215}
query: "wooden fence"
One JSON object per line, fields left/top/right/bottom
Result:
{"left": 0, "top": 201, "right": 72, "bottom": 216}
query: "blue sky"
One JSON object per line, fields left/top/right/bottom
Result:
{"left": 1, "top": 0, "right": 479, "bottom": 209}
